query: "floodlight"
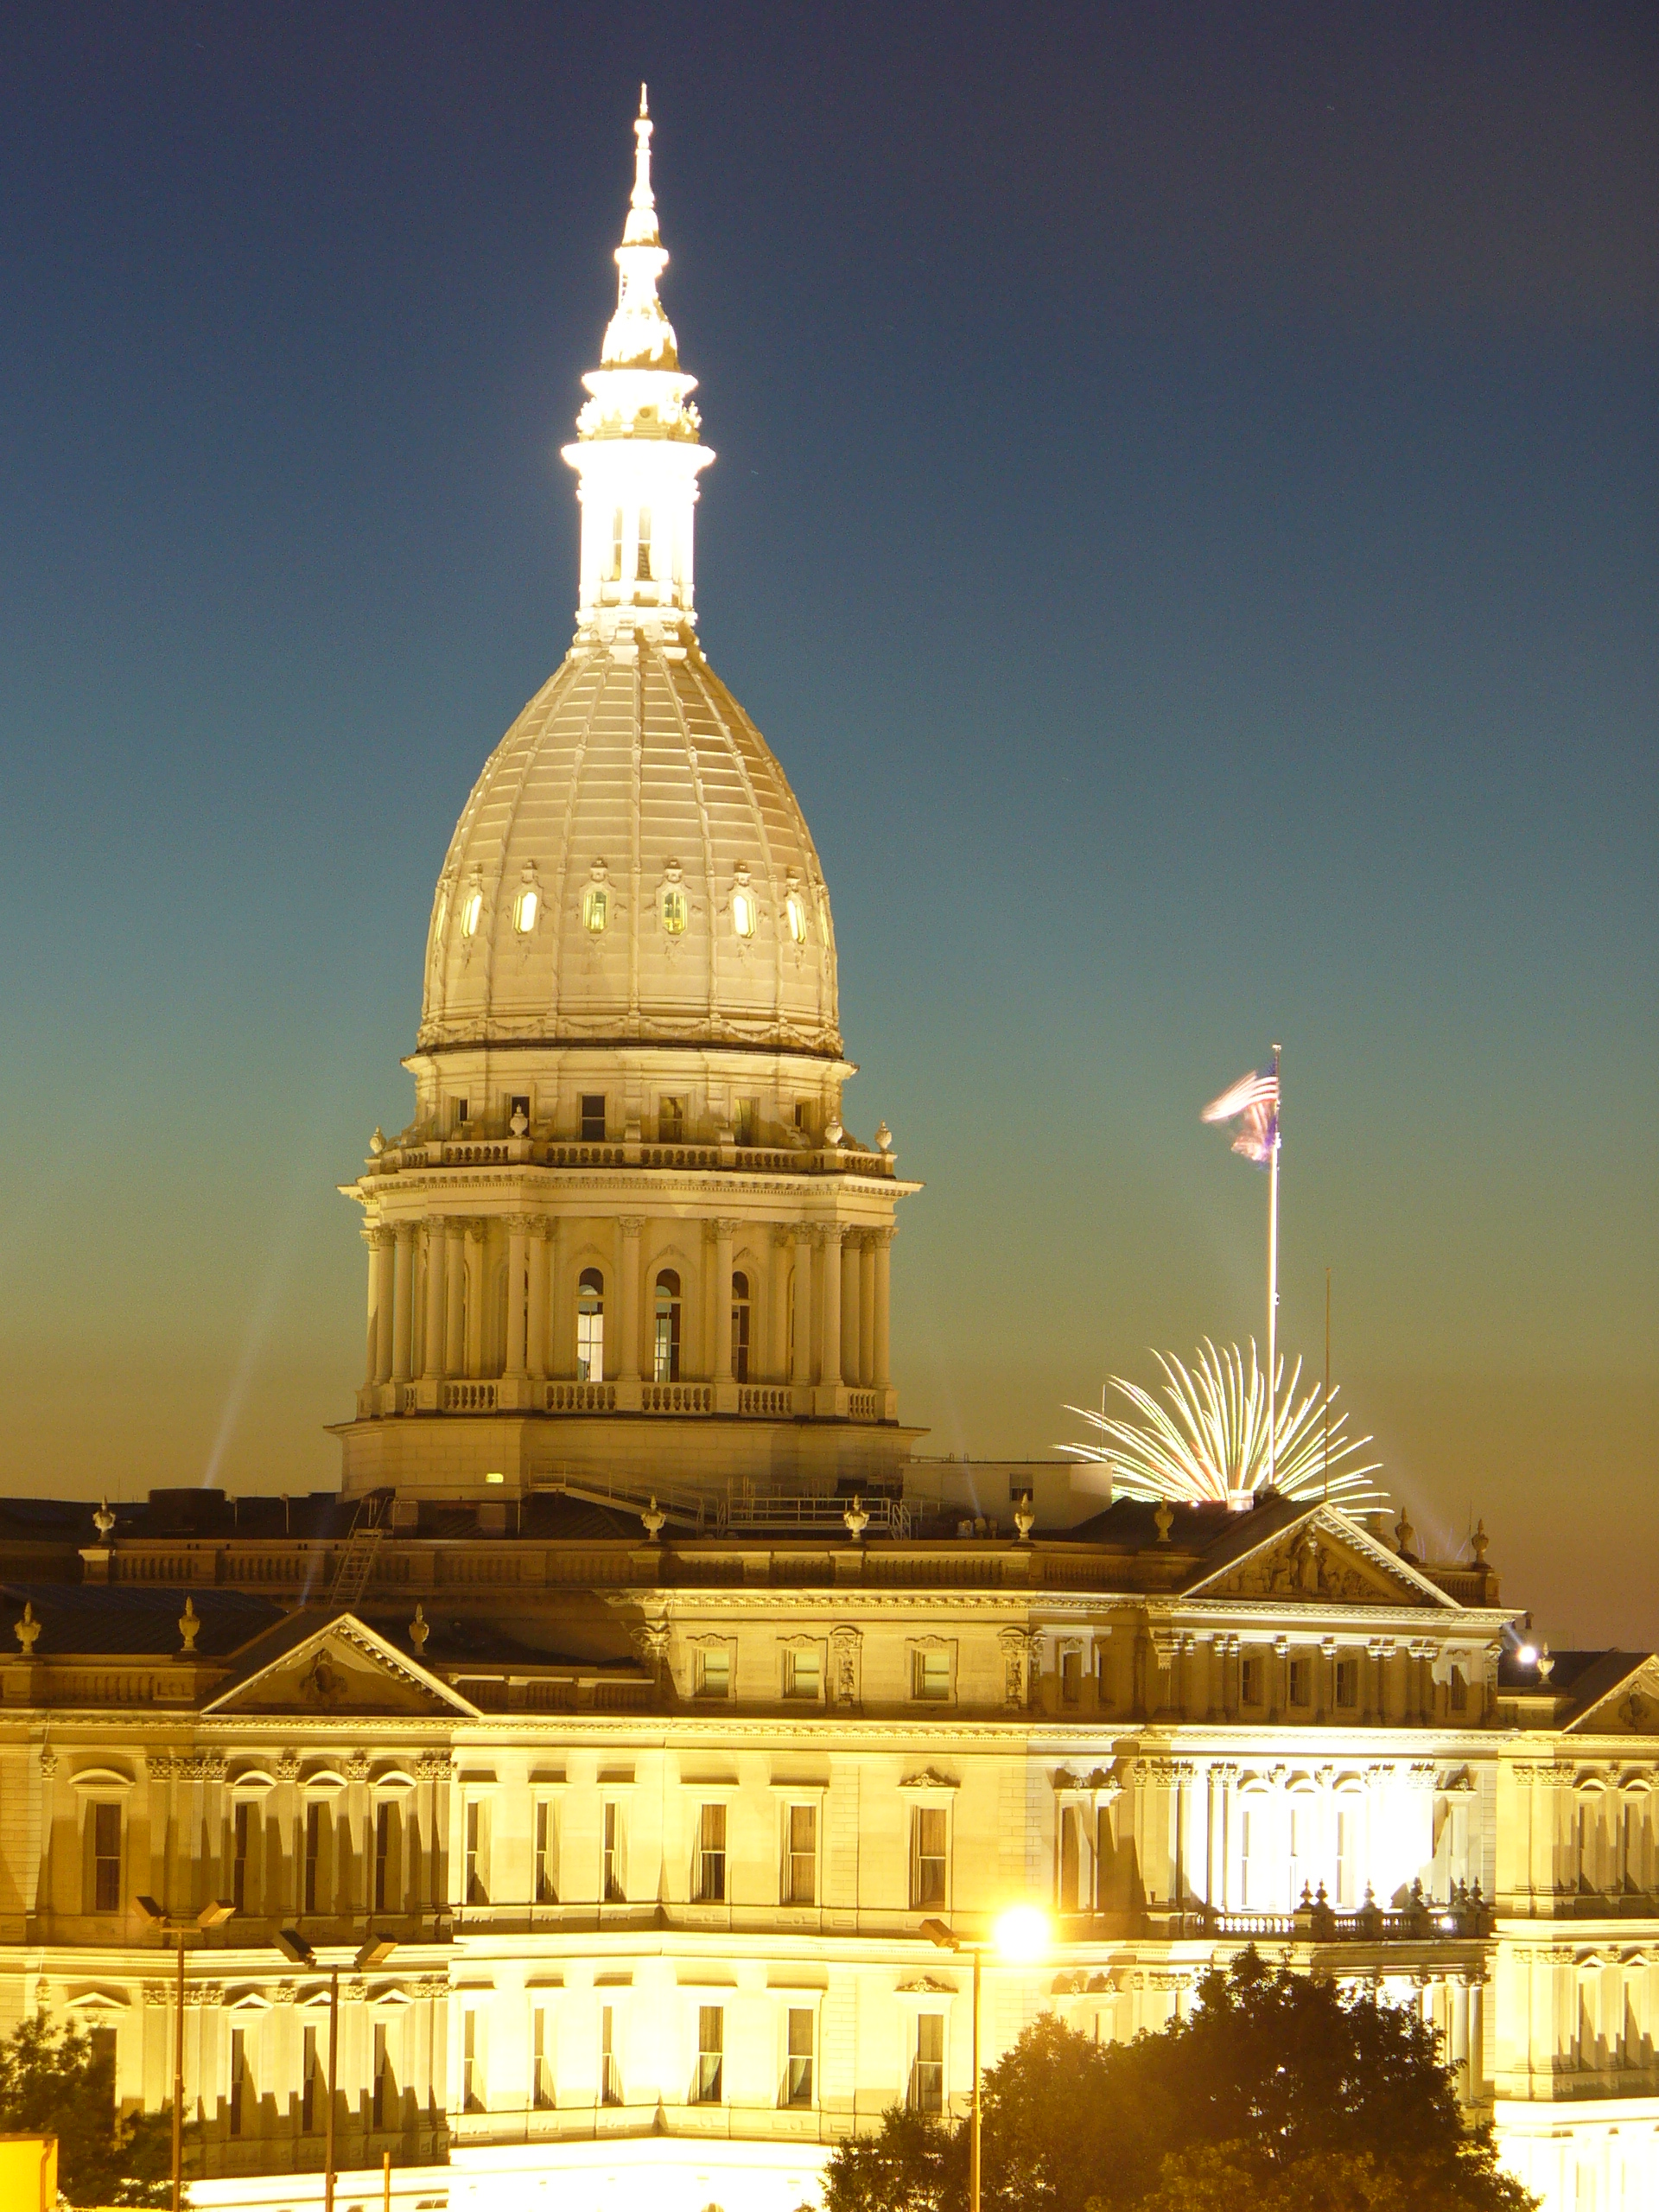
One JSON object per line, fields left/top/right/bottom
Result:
{"left": 992, "top": 1904, "right": 1050, "bottom": 1962}
{"left": 275, "top": 1928, "right": 317, "bottom": 1967}
{"left": 355, "top": 1937, "right": 397, "bottom": 1971}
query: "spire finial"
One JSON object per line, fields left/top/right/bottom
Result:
{"left": 639, "top": 82, "right": 649, "bottom": 118}
{"left": 631, "top": 88, "right": 656, "bottom": 218}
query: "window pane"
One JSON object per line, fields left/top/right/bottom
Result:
{"left": 785, "top": 2007, "right": 814, "bottom": 2105}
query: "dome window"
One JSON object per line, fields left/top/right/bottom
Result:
{"left": 660, "top": 884, "right": 688, "bottom": 935}
{"left": 582, "top": 884, "right": 608, "bottom": 933}
{"left": 732, "top": 887, "right": 755, "bottom": 938}
{"left": 513, "top": 887, "right": 540, "bottom": 934}
{"left": 576, "top": 1268, "right": 605, "bottom": 1382}
{"left": 785, "top": 892, "right": 807, "bottom": 944}
{"left": 636, "top": 508, "right": 653, "bottom": 582}
{"left": 653, "top": 1269, "right": 682, "bottom": 1382}
{"left": 460, "top": 889, "right": 483, "bottom": 938}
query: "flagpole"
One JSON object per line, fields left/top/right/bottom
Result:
{"left": 1267, "top": 1042, "right": 1281, "bottom": 1491}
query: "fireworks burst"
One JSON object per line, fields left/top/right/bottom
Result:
{"left": 1061, "top": 1338, "right": 1385, "bottom": 1510}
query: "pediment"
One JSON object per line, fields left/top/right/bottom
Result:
{"left": 203, "top": 1617, "right": 479, "bottom": 1719}
{"left": 1568, "top": 1657, "right": 1659, "bottom": 1737}
{"left": 1189, "top": 1509, "right": 1454, "bottom": 1609}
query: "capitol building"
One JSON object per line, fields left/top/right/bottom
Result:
{"left": 3, "top": 97, "right": 1657, "bottom": 2212}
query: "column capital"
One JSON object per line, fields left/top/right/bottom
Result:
{"left": 868, "top": 1224, "right": 896, "bottom": 1248}
{"left": 710, "top": 1216, "right": 741, "bottom": 1240}
{"left": 618, "top": 1214, "right": 646, "bottom": 1236}
{"left": 771, "top": 1226, "right": 795, "bottom": 1249}
{"left": 504, "top": 1213, "right": 532, "bottom": 1236}
{"left": 393, "top": 1218, "right": 417, "bottom": 1243}
{"left": 464, "top": 1217, "right": 488, "bottom": 1244}
{"left": 365, "top": 1224, "right": 392, "bottom": 1249}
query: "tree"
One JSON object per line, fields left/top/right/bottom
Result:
{"left": 0, "top": 2009, "right": 173, "bottom": 2208}
{"left": 824, "top": 1951, "right": 1537, "bottom": 2212}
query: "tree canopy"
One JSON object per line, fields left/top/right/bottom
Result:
{"left": 0, "top": 2009, "right": 172, "bottom": 2208}
{"left": 825, "top": 1950, "right": 1536, "bottom": 2212}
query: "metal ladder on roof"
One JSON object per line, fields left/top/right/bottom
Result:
{"left": 328, "top": 1497, "right": 385, "bottom": 1611}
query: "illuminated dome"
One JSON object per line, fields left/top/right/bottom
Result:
{"left": 417, "top": 91, "right": 839, "bottom": 1058}
{"left": 418, "top": 648, "right": 840, "bottom": 1055}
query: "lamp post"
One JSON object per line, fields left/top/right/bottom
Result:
{"left": 276, "top": 1931, "right": 397, "bottom": 2212}
{"left": 922, "top": 1905, "right": 1049, "bottom": 2212}
{"left": 134, "top": 1896, "right": 236, "bottom": 2212}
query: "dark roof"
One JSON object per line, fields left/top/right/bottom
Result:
{"left": 0, "top": 1584, "right": 283, "bottom": 1657}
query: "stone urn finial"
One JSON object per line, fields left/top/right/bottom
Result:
{"left": 1154, "top": 1501, "right": 1174, "bottom": 1544}
{"left": 14, "top": 1602, "right": 41, "bottom": 1656}
{"left": 843, "top": 1494, "right": 870, "bottom": 1541}
{"left": 409, "top": 1605, "right": 430, "bottom": 1654}
{"left": 1536, "top": 1642, "right": 1554, "bottom": 1683}
{"left": 178, "top": 1597, "right": 200, "bottom": 1655}
{"left": 640, "top": 1497, "right": 666, "bottom": 1542}
{"left": 510, "top": 1104, "right": 530, "bottom": 1137}
{"left": 1395, "top": 1510, "right": 1416, "bottom": 1559}
{"left": 1471, "top": 1517, "right": 1489, "bottom": 1564}
{"left": 92, "top": 1498, "right": 116, "bottom": 1541}
{"left": 874, "top": 1121, "right": 893, "bottom": 1153}
{"left": 369, "top": 1126, "right": 385, "bottom": 1156}
{"left": 1013, "top": 1493, "right": 1035, "bottom": 1542}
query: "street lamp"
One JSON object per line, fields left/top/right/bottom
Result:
{"left": 276, "top": 1931, "right": 397, "bottom": 2212}
{"left": 922, "top": 1906, "right": 1050, "bottom": 2212}
{"left": 134, "top": 1895, "right": 236, "bottom": 2212}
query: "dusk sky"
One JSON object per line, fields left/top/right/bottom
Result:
{"left": 0, "top": 4, "right": 1653, "bottom": 1643}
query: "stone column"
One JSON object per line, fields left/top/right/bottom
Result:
{"left": 504, "top": 1217, "right": 529, "bottom": 1377}
{"left": 791, "top": 1225, "right": 814, "bottom": 1389}
{"left": 818, "top": 1226, "right": 842, "bottom": 1388}
{"left": 526, "top": 1219, "right": 550, "bottom": 1382}
{"left": 872, "top": 1227, "right": 893, "bottom": 1391}
{"left": 619, "top": 1217, "right": 645, "bottom": 1386}
{"left": 770, "top": 1230, "right": 792, "bottom": 1382}
{"left": 423, "top": 1220, "right": 448, "bottom": 1380}
{"left": 443, "top": 1220, "right": 467, "bottom": 1376}
{"left": 713, "top": 1219, "right": 734, "bottom": 1381}
{"left": 464, "top": 1221, "right": 486, "bottom": 1378}
{"left": 367, "top": 1229, "right": 393, "bottom": 1385}
{"left": 840, "top": 1232, "right": 861, "bottom": 1386}
{"left": 859, "top": 1234, "right": 876, "bottom": 1388}
{"left": 391, "top": 1225, "right": 416, "bottom": 1383}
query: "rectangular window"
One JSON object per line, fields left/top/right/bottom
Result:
{"left": 1289, "top": 1657, "right": 1311, "bottom": 1707}
{"left": 302, "top": 2024, "right": 318, "bottom": 2133}
{"left": 1095, "top": 1648, "right": 1114, "bottom": 1708}
{"left": 784, "top": 1803, "right": 817, "bottom": 1904}
{"left": 91, "top": 1801, "right": 122, "bottom": 1913}
{"left": 88, "top": 2026, "right": 117, "bottom": 2106}
{"left": 784, "top": 1646, "right": 821, "bottom": 1700}
{"left": 911, "top": 1648, "right": 950, "bottom": 1702}
{"left": 1450, "top": 1667, "right": 1468, "bottom": 1713}
{"left": 696, "top": 1645, "right": 732, "bottom": 1700}
{"left": 229, "top": 2026, "right": 246, "bottom": 2138}
{"left": 1336, "top": 1808, "right": 1358, "bottom": 1908}
{"left": 734, "top": 1096, "right": 758, "bottom": 1147}
{"left": 910, "top": 2013, "right": 944, "bottom": 2114}
{"left": 657, "top": 1096, "right": 685, "bottom": 1144}
{"left": 462, "top": 2010, "right": 483, "bottom": 2112}
{"left": 454, "top": 1096, "right": 469, "bottom": 1128}
{"left": 532, "top": 2005, "right": 554, "bottom": 2110}
{"left": 1240, "top": 1655, "right": 1261, "bottom": 1707}
{"left": 910, "top": 1806, "right": 948, "bottom": 1910}
{"left": 376, "top": 1801, "right": 398, "bottom": 1912}
{"left": 232, "top": 1801, "right": 251, "bottom": 1915}
{"left": 465, "top": 1801, "right": 490, "bottom": 1906}
{"left": 793, "top": 1100, "right": 811, "bottom": 1135}
{"left": 1288, "top": 1803, "right": 1312, "bottom": 1906}
{"left": 303, "top": 1803, "right": 324, "bottom": 1915}
{"left": 372, "top": 2021, "right": 389, "bottom": 2130}
{"left": 695, "top": 2005, "right": 724, "bottom": 2104}
{"left": 1335, "top": 1657, "right": 1358, "bottom": 1709}
{"left": 1059, "top": 1803, "right": 1084, "bottom": 1911}
{"left": 534, "top": 1800, "right": 558, "bottom": 1905}
{"left": 1240, "top": 1807, "right": 1258, "bottom": 1910}
{"left": 1060, "top": 1649, "right": 1082, "bottom": 1706}
{"left": 785, "top": 2006, "right": 814, "bottom": 2107}
{"left": 580, "top": 1094, "right": 607, "bottom": 1143}
{"left": 694, "top": 1803, "right": 728, "bottom": 1904}
{"left": 603, "top": 1802, "right": 626, "bottom": 1903}
{"left": 601, "top": 2004, "right": 620, "bottom": 2106}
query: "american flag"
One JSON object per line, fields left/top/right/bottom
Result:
{"left": 1202, "top": 1065, "right": 1279, "bottom": 1166}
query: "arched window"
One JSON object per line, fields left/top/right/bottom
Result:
{"left": 731, "top": 887, "right": 755, "bottom": 938}
{"left": 636, "top": 508, "right": 653, "bottom": 582}
{"left": 582, "top": 884, "right": 607, "bottom": 933}
{"left": 576, "top": 1269, "right": 605, "bottom": 1382}
{"left": 460, "top": 888, "right": 483, "bottom": 938}
{"left": 653, "top": 1269, "right": 681, "bottom": 1382}
{"left": 513, "top": 886, "right": 539, "bottom": 933}
{"left": 660, "top": 883, "right": 688, "bottom": 934}
{"left": 730, "top": 1271, "right": 750, "bottom": 1382}
{"left": 608, "top": 509, "right": 624, "bottom": 582}
{"left": 784, "top": 891, "right": 806, "bottom": 944}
